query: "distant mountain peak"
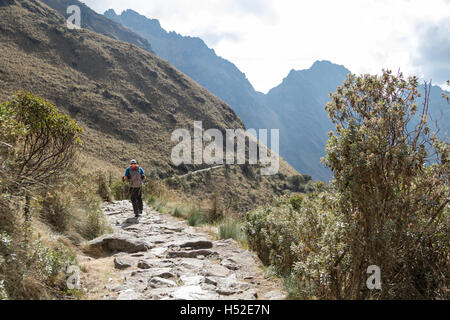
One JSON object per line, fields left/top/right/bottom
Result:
{"left": 104, "top": 9, "right": 117, "bottom": 17}
{"left": 105, "top": 8, "right": 164, "bottom": 36}
{"left": 282, "top": 60, "right": 350, "bottom": 86}
{"left": 289, "top": 60, "right": 349, "bottom": 75}
{"left": 311, "top": 60, "right": 337, "bottom": 68}
{"left": 122, "top": 9, "right": 141, "bottom": 16}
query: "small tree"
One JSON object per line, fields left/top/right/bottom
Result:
{"left": 324, "top": 70, "right": 449, "bottom": 299}
{"left": 1, "top": 91, "right": 82, "bottom": 188}
{"left": 0, "top": 91, "right": 82, "bottom": 221}
{"left": 0, "top": 92, "right": 83, "bottom": 299}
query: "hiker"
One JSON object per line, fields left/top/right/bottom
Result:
{"left": 123, "top": 159, "right": 146, "bottom": 217}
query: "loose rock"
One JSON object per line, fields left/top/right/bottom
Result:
{"left": 149, "top": 277, "right": 177, "bottom": 288}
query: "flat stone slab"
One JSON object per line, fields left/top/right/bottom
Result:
{"left": 202, "top": 264, "right": 231, "bottom": 278}
{"left": 171, "top": 285, "right": 219, "bottom": 300}
{"left": 180, "top": 275, "right": 204, "bottom": 286}
{"left": 172, "top": 239, "right": 213, "bottom": 250}
{"left": 117, "top": 289, "right": 141, "bottom": 300}
{"left": 167, "top": 249, "right": 216, "bottom": 258}
{"left": 84, "top": 234, "right": 152, "bottom": 255}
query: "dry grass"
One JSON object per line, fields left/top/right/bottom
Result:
{"left": 77, "top": 255, "right": 122, "bottom": 300}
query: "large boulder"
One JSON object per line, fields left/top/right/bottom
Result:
{"left": 83, "top": 234, "right": 152, "bottom": 256}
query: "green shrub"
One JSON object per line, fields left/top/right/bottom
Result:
{"left": 287, "top": 175, "right": 309, "bottom": 192}
{"left": 110, "top": 180, "right": 125, "bottom": 201}
{"left": 96, "top": 171, "right": 111, "bottom": 201}
{"left": 246, "top": 71, "right": 450, "bottom": 300}
{"left": 245, "top": 192, "right": 349, "bottom": 298}
{"left": 172, "top": 207, "right": 186, "bottom": 218}
{"left": 145, "top": 194, "right": 156, "bottom": 205}
{"left": 0, "top": 228, "right": 78, "bottom": 299}
{"left": 39, "top": 191, "right": 73, "bottom": 232}
{"left": 289, "top": 195, "right": 303, "bottom": 211}
{"left": 323, "top": 71, "right": 449, "bottom": 299}
{"left": 0, "top": 91, "right": 82, "bottom": 195}
{"left": 187, "top": 207, "right": 206, "bottom": 226}
{"left": 219, "top": 219, "right": 246, "bottom": 242}
{"left": 31, "top": 241, "right": 77, "bottom": 279}
{"left": 83, "top": 207, "right": 111, "bottom": 240}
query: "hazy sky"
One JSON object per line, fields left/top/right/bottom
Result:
{"left": 83, "top": 0, "right": 450, "bottom": 93}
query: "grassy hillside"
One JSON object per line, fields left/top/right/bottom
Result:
{"left": 104, "top": 8, "right": 281, "bottom": 135}
{"left": 41, "top": 0, "right": 154, "bottom": 53}
{"left": 0, "top": 0, "right": 299, "bottom": 213}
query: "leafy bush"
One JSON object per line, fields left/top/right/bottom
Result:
{"left": 110, "top": 180, "right": 125, "bottom": 201}
{"left": 39, "top": 191, "right": 73, "bottom": 232}
{"left": 30, "top": 241, "right": 77, "bottom": 280}
{"left": 145, "top": 194, "right": 156, "bottom": 205}
{"left": 245, "top": 192, "right": 347, "bottom": 284}
{"left": 0, "top": 92, "right": 84, "bottom": 299}
{"left": 96, "top": 171, "right": 111, "bottom": 201}
{"left": 287, "top": 175, "right": 310, "bottom": 192}
{"left": 0, "top": 228, "right": 77, "bottom": 299}
{"left": 0, "top": 91, "right": 82, "bottom": 195}
{"left": 219, "top": 219, "right": 246, "bottom": 242}
{"left": 323, "top": 71, "right": 449, "bottom": 299}
{"left": 289, "top": 195, "right": 303, "bottom": 211}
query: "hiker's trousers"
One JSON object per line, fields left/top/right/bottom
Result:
{"left": 130, "top": 187, "right": 143, "bottom": 216}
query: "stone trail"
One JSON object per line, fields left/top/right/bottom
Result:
{"left": 83, "top": 200, "right": 286, "bottom": 300}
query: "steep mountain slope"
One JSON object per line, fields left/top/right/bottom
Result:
{"left": 98, "top": 10, "right": 351, "bottom": 180}
{"left": 41, "top": 0, "right": 154, "bottom": 53}
{"left": 265, "top": 61, "right": 350, "bottom": 180}
{"left": 104, "top": 9, "right": 280, "bottom": 132}
{"left": 0, "top": 0, "right": 298, "bottom": 213}
{"left": 105, "top": 9, "right": 449, "bottom": 181}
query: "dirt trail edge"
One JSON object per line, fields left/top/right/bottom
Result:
{"left": 80, "top": 200, "right": 286, "bottom": 300}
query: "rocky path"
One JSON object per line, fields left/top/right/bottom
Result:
{"left": 81, "top": 201, "right": 286, "bottom": 300}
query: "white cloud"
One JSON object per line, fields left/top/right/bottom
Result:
{"left": 412, "top": 19, "right": 450, "bottom": 85}
{"left": 82, "top": 0, "right": 450, "bottom": 92}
